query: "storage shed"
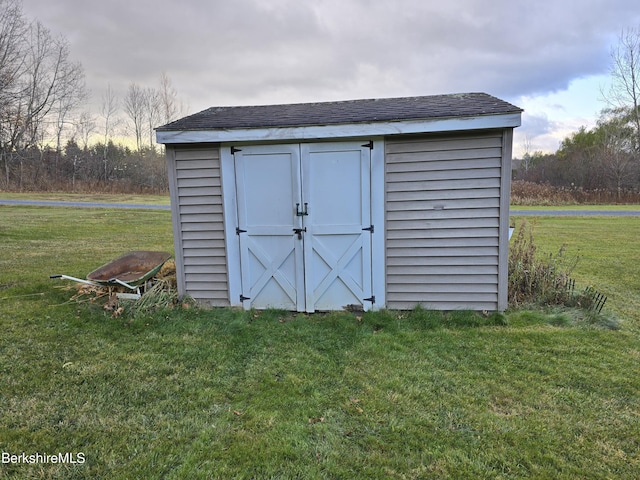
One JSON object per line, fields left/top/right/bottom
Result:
{"left": 155, "top": 93, "right": 522, "bottom": 312}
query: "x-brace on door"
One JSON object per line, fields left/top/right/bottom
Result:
{"left": 233, "top": 141, "right": 372, "bottom": 312}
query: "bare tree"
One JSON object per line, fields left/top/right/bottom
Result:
{"left": 520, "top": 135, "right": 534, "bottom": 172}
{"left": 100, "top": 84, "right": 119, "bottom": 144}
{"left": 74, "top": 111, "right": 96, "bottom": 150}
{"left": 597, "top": 114, "right": 639, "bottom": 194}
{"left": 159, "top": 72, "right": 179, "bottom": 125}
{"left": 0, "top": 1, "right": 26, "bottom": 110}
{"left": 605, "top": 26, "right": 640, "bottom": 153}
{"left": 100, "top": 84, "right": 119, "bottom": 180}
{"left": 52, "top": 54, "right": 87, "bottom": 154}
{"left": 0, "top": 0, "right": 27, "bottom": 186}
{"left": 28, "top": 23, "right": 85, "bottom": 186}
{"left": 0, "top": 1, "right": 85, "bottom": 188}
{"left": 125, "top": 78, "right": 181, "bottom": 152}
{"left": 144, "top": 86, "right": 161, "bottom": 152}
{"left": 70, "top": 110, "right": 95, "bottom": 190}
{"left": 21, "top": 23, "right": 69, "bottom": 147}
{"left": 123, "top": 83, "right": 146, "bottom": 151}
{"left": 156, "top": 73, "right": 187, "bottom": 153}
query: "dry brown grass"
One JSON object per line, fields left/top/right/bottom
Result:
{"left": 508, "top": 219, "right": 576, "bottom": 307}
{"left": 511, "top": 180, "right": 640, "bottom": 205}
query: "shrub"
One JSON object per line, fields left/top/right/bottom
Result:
{"left": 507, "top": 222, "right": 613, "bottom": 322}
{"left": 508, "top": 220, "right": 578, "bottom": 307}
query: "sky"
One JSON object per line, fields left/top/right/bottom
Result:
{"left": 18, "top": 0, "right": 640, "bottom": 156}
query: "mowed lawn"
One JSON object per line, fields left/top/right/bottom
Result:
{"left": 0, "top": 204, "right": 639, "bottom": 479}
{"left": 511, "top": 215, "right": 640, "bottom": 326}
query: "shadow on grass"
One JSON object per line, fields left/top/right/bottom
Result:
{"left": 506, "top": 305, "right": 621, "bottom": 330}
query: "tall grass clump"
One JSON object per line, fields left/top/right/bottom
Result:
{"left": 508, "top": 220, "right": 578, "bottom": 307}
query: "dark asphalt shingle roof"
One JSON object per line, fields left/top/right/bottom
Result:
{"left": 156, "top": 93, "right": 522, "bottom": 131}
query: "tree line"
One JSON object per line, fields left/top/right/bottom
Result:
{"left": 2, "top": 0, "right": 640, "bottom": 197}
{"left": 0, "top": 0, "right": 183, "bottom": 193}
{"left": 13, "top": 141, "right": 168, "bottom": 193}
{"left": 515, "top": 107, "right": 640, "bottom": 196}
{"left": 514, "top": 27, "right": 640, "bottom": 200}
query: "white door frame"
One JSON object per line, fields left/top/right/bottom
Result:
{"left": 221, "top": 139, "right": 385, "bottom": 310}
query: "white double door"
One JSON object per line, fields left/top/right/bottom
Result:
{"left": 234, "top": 141, "right": 372, "bottom": 312}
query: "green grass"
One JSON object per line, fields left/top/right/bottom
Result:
{"left": 0, "top": 192, "right": 169, "bottom": 205}
{"left": 510, "top": 215, "right": 640, "bottom": 327}
{"left": 511, "top": 204, "right": 640, "bottom": 211}
{"left": 1, "top": 206, "right": 639, "bottom": 478}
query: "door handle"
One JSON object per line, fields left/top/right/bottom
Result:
{"left": 293, "top": 227, "right": 306, "bottom": 239}
{"left": 295, "top": 203, "right": 309, "bottom": 216}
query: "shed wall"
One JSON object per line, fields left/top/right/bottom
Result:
{"left": 168, "top": 146, "right": 229, "bottom": 306}
{"left": 385, "top": 131, "right": 505, "bottom": 310}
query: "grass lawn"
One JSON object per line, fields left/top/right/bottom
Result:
{"left": 509, "top": 215, "right": 640, "bottom": 327}
{"left": 0, "top": 191, "right": 169, "bottom": 205}
{"left": 1, "top": 205, "right": 639, "bottom": 479}
{"left": 511, "top": 204, "right": 640, "bottom": 211}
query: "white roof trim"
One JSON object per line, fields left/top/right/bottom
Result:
{"left": 156, "top": 112, "right": 521, "bottom": 144}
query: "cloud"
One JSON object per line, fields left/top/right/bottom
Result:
{"left": 512, "top": 112, "right": 557, "bottom": 155}
{"left": 18, "top": 0, "right": 640, "bottom": 149}
{"left": 520, "top": 113, "right": 556, "bottom": 138}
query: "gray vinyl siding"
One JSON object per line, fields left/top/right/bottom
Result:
{"left": 168, "top": 146, "right": 229, "bottom": 306}
{"left": 385, "top": 132, "right": 504, "bottom": 310}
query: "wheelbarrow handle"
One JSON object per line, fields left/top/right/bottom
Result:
{"left": 50, "top": 274, "right": 100, "bottom": 286}
{"left": 109, "top": 278, "right": 138, "bottom": 291}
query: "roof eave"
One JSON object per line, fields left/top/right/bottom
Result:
{"left": 155, "top": 111, "right": 522, "bottom": 145}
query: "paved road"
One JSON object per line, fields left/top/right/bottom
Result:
{"left": 1, "top": 199, "right": 639, "bottom": 216}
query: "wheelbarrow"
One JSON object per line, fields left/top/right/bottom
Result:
{"left": 50, "top": 251, "right": 172, "bottom": 300}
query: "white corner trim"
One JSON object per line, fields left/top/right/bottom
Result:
{"left": 370, "top": 139, "right": 386, "bottom": 310}
{"left": 220, "top": 146, "right": 243, "bottom": 307}
{"left": 498, "top": 129, "right": 514, "bottom": 312}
